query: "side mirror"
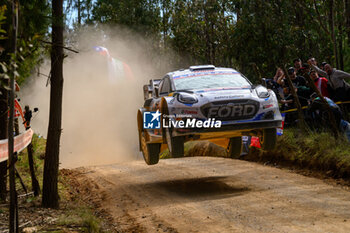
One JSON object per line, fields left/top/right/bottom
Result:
{"left": 143, "top": 85, "right": 149, "bottom": 100}
{"left": 154, "top": 87, "right": 159, "bottom": 98}
{"left": 34, "top": 108, "right": 39, "bottom": 112}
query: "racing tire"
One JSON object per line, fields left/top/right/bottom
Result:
{"left": 227, "top": 137, "right": 242, "bottom": 158}
{"left": 261, "top": 128, "right": 277, "bottom": 151}
{"left": 141, "top": 132, "right": 160, "bottom": 165}
{"left": 165, "top": 128, "right": 185, "bottom": 158}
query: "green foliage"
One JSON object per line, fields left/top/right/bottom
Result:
{"left": 0, "top": 5, "right": 7, "bottom": 40}
{"left": 230, "top": 0, "right": 336, "bottom": 82}
{"left": 57, "top": 206, "right": 102, "bottom": 232}
{"left": 0, "top": 0, "right": 50, "bottom": 86}
{"left": 87, "top": 0, "right": 350, "bottom": 82}
{"left": 16, "top": 0, "right": 50, "bottom": 85}
{"left": 169, "top": 0, "right": 235, "bottom": 67}
{"left": 92, "top": 0, "right": 161, "bottom": 35}
{"left": 247, "top": 128, "right": 350, "bottom": 178}
{"left": 17, "top": 134, "right": 46, "bottom": 180}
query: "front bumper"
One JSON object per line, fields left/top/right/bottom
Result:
{"left": 173, "top": 120, "right": 282, "bottom": 137}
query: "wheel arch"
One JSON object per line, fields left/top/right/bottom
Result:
{"left": 160, "top": 97, "right": 171, "bottom": 142}
{"left": 137, "top": 108, "right": 146, "bottom": 151}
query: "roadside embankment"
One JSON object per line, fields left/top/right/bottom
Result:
{"left": 244, "top": 129, "right": 350, "bottom": 179}
{"left": 0, "top": 134, "right": 114, "bottom": 232}
{"left": 161, "top": 129, "right": 350, "bottom": 180}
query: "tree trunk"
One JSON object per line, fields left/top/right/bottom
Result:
{"left": 337, "top": 4, "right": 344, "bottom": 71}
{"left": 329, "top": 0, "right": 339, "bottom": 68}
{"left": 0, "top": 86, "right": 7, "bottom": 201}
{"left": 42, "top": 0, "right": 64, "bottom": 209}
{"left": 77, "top": 0, "right": 81, "bottom": 25}
{"left": 339, "top": 26, "right": 344, "bottom": 70}
{"left": 345, "top": 0, "right": 350, "bottom": 44}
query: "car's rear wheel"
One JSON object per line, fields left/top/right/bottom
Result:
{"left": 227, "top": 137, "right": 242, "bottom": 158}
{"left": 141, "top": 131, "right": 160, "bottom": 165}
{"left": 165, "top": 127, "right": 185, "bottom": 158}
{"left": 260, "top": 128, "right": 277, "bottom": 151}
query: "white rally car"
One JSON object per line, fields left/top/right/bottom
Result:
{"left": 137, "top": 65, "right": 282, "bottom": 165}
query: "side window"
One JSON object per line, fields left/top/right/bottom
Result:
{"left": 160, "top": 78, "right": 171, "bottom": 95}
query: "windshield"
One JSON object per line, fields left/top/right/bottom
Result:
{"left": 173, "top": 71, "right": 251, "bottom": 91}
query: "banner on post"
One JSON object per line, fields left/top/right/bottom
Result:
{"left": 0, "top": 129, "right": 34, "bottom": 163}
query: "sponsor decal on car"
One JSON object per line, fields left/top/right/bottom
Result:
{"left": 173, "top": 71, "right": 239, "bottom": 80}
{"left": 207, "top": 104, "right": 257, "bottom": 118}
{"left": 263, "top": 104, "right": 274, "bottom": 109}
{"left": 180, "top": 109, "right": 198, "bottom": 115}
{"left": 214, "top": 95, "right": 244, "bottom": 99}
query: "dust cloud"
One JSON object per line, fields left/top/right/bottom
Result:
{"left": 19, "top": 26, "right": 178, "bottom": 168}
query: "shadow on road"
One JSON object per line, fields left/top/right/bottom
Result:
{"left": 146, "top": 176, "right": 250, "bottom": 201}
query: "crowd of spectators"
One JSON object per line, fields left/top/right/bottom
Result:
{"left": 265, "top": 57, "right": 350, "bottom": 139}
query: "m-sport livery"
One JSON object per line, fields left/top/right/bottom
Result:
{"left": 137, "top": 65, "right": 282, "bottom": 165}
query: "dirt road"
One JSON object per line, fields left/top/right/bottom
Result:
{"left": 75, "top": 157, "right": 350, "bottom": 232}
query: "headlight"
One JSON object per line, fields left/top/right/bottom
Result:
{"left": 177, "top": 92, "right": 198, "bottom": 104}
{"left": 255, "top": 85, "right": 270, "bottom": 98}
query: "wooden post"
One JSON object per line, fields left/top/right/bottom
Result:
{"left": 9, "top": 0, "right": 19, "bottom": 232}
{"left": 281, "top": 66, "right": 307, "bottom": 131}
{"left": 24, "top": 106, "right": 40, "bottom": 196}
{"left": 14, "top": 167, "right": 27, "bottom": 194}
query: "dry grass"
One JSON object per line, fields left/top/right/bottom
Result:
{"left": 161, "top": 129, "right": 350, "bottom": 179}
{"left": 245, "top": 128, "right": 350, "bottom": 179}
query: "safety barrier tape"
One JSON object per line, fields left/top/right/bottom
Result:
{"left": 0, "top": 129, "right": 33, "bottom": 163}
{"left": 280, "top": 100, "right": 350, "bottom": 113}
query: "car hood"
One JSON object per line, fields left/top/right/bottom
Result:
{"left": 193, "top": 88, "right": 254, "bottom": 102}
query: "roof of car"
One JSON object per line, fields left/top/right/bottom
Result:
{"left": 168, "top": 66, "right": 239, "bottom": 79}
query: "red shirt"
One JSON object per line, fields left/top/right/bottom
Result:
{"left": 314, "top": 77, "right": 329, "bottom": 97}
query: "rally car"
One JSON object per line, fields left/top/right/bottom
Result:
{"left": 137, "top": 65, "right": 282, "bottom": 165}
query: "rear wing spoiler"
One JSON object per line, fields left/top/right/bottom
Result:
{"left": 143, "top": 79, "right": 161, "bottom": 100}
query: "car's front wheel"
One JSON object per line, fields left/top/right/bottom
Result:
{"left": 141, "top": 131, "right": 160, "bottom": 165}
{"left": 260, "top": 128, "right": 277, "bottom": 151}
{"left": 227, "top": 136, "right": 242, "bottom": 158}
{"left": 165, "top": 127, "right": 185, "bottom": 158}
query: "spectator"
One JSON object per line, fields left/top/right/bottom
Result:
{"left": 320, "top": 61, "right": 327, "bottom": 71}
{"left": 297, "top": 85, "right": 312, "bottom": 106}
{"left": 280, "top": 87, "right": 298, "bottom": 126}
{"left": 276, "top": 72, "right": 286, "bottom": 87}
{"left": 308, "top": 60, "right": 350, "bottom": 101}
{"left": 309, "top": 94, "right": 350, "bottom": 141}
{"left": 309, "top": 57, "right": 317, "bottom": 66}
{"left": 280, "top": 87, "right": 294, "bottom": 110}
{"left": 293, "top": 58, "right": 303, "bottom": 76}
{"left": 287, "top": 67, "right": 307, "bottom": 88}
{"left": 272, "top": 68, "right": 284, "bottom": 99}
{"left": 299, "top": 63, "right": 311, "bottom": 80}
{"left": 273, "top": 67, "right": 284, "bottom": 82}
{"left": 309, "top": 70, "right": 329, "bottom": 97}
{"left": 309, "top": 95, "right": 343, "bottom": 129}
{"left": 285, "top": 67, "right": 310, "bottom": 106}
